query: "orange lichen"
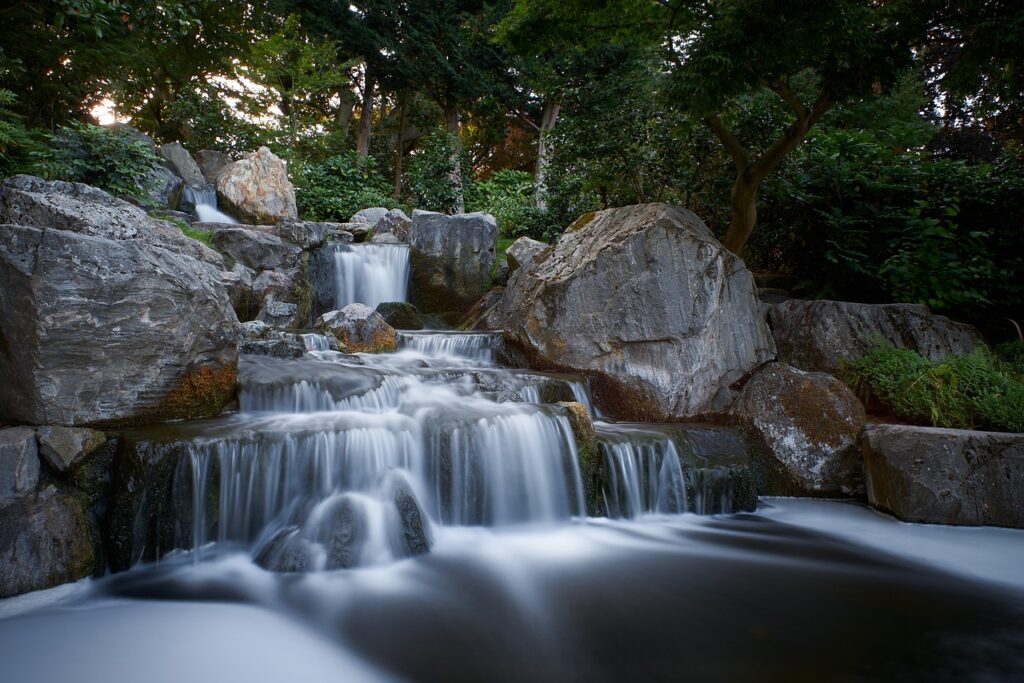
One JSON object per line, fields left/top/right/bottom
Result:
{"left": 162, "top": 365, "right": 238, "bottom": 420}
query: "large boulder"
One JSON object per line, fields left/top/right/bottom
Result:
{"left": 275, "top": 219, "right": 339, "bottom": 250}
{"left": 316, "top": 304, "right": 397, "bottom": 353}
{"left": 159, "top": 142, "right": 206, "bottom": 188}
{"left": 143, "top": 164, "right": 184, "bottom": 210}
{"left": 0, "top": 176, "right": 238, "bottom": 426}
{"left": 0, "top": 427, "right": 39, "bottom": 505}
{"left": 769, "top": 300, "right": 982, "bottom": 374}
{"left": 732, "top": 363, "right": 866, "bottom": 496}
{"left": 503, "top": 204, "right": 776, "bottom": 420}
{"left": 505, "top": 236, "right": 549, "bottom": 277}
{"left": 216, "top": 147, "right": 298, "bottom": 225}
{"left": 194, "top": 149, "right": 233, "bottom": 184}
{"left": 351, "top": 207, "right": 389, "bottom": 227}
{"left": 373, "top": 208, "right": 412, "bottom": 242}
{"left": 409, "top": 210, "right": 498, "bottom": 315}
{"left": 862, "top": 424, "right": 1024, "bottom": 528}
{"left": 375, "top": 301, "right": 424, "bottom": 330}
{"left": 210, "top": 227, "right": 301, "bottom": 272}
{"left": 0, "top": 485, "right": 98, "bottom": 598}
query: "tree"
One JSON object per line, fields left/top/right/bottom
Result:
{"left": 501, "top": 0, "right": 926, "bottom": 253}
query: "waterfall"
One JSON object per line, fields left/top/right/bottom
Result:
{"left": 397, "top": 332, "right": 499, "bottom": 362}
{"left": 598, "top": 437, "right": 688, "bottom": 518}
{"left": 333, "top": 244, "right": 409, "bottom": 309}
{"left": 185, "top": 183, "right": 237, "bottom": 224}
{"left": 301, "top": 333, "right": 333, "bottom": 352}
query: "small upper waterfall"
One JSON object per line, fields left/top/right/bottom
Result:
{"left": 185, "top": 183, "right": 237, "bottom": 224}
{"left": 397, "top": 332, "right": 498, "bottom": 362}
{"left": 333, "top": 244, "right": 409, "bottom": 309}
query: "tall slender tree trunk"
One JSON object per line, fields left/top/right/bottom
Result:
{"left": 534, "top": 100, "right": 560, "bottom": 211}
{"left": 724, "top": 173, "right": 759, "bottom": 255}
{"left": 444, "top": 99, "right": 464, "bottom": 214}
{"left": 356, "top": 66, "right": 376, "bottom": 157}
{"left": 393, "top": 97, "right": 407, "bottom": 200}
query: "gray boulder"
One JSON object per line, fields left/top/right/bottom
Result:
{"left": 374, "top": 208, "right": 412, "bottom": 242}
{"left": 769, "top": 300, "right": 982, "bottom": 374}
{"left": 253, "top": 527, "right": 312, "bottom": 572}
{"left": 0, "top": 485, "right": 98, "bottom": 598}
{"left": 316, "top": 304, "right": 397, "bottom": 353}
{"left": 375, "top": 302, "right": 424, "bottom": 330}
{"left": 216, "top": 147, "right": 298, "bottom": 225}
{"left": 194, "top": 150, "right": 233, "bottom": 184}
{"left": 221, "top": 262, "right": 256, "bottom": 321}
{"left": 252, "top": 268, "right": 298, "bottom": 307}
{"left": 388, "top": 473, "right": 430, "bottom": 557}
{"left": 256, "top": 298, "right": 301, "bottom": 329}
{"left": 36, "top": 426, "right": 107, "bottom": 473}
{"left": 0, "top": 177, "right": 238, "bottom": 426}
{"left": 275, "top": 219, "right": 338, "bottom": 250}
{"left": 409, "top": 210, "right": 497, "bottom": 315}
{"left": 369, "top": 231, "right": 401, "bottom": 244}
{"left": 0, "top": 427, "right": 39, "bottom": 504}
{"left": 143, "top": 164, "right": 184, "bottom": 210}
{"left": 863, "top": 424, "right": 1024, "bottom": 528}
{"left": 351, "top": 207, "right": 390, "bottom": 227}
{"left": 503, "top": 204, "right": 776, "bottom": 420}
{"left": 159, "top": 142, "right": 206, "bottom": 188}
{"left": 211, "top": 227, "right": 301, "bottom": 271}
{"left": 505, "top": 236, "right": 549, "bottom": 276}
{"left": 464, "top": 288, "right": 506, "bottom": 331}
{"left": 732, "top": 363, "right": 866, "bottom": 496}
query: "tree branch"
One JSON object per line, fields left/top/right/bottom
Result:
{"left": 767, "top": 78, "right": 808, "bottom": 122}
{"left": 750, "top": 93, "right": 833, "bottom": 183}
{"left": 705, "top": 115, "right": 749, "bottom": 171}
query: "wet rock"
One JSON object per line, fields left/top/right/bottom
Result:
{"left": 275, "top": 219, "right": 335, "bottom": 250}
{"left": 159, "top": 142, "right": 206, "bottom": 188}
{"left": 374, "top": 208, "right": 412, "bottom": 242}
{"left": 240, "top": 337, "right": 305, "bottom": 359}
{"left": 194, "top": 150, "right": 233, "bottom": 184}
{"left": 389, "top": 475, "right": 431, "bottom": 557}
{"left": 252, "top": 268, "right": 297, "bottom": 307}
{"left": 409, "top": 210, "right": 498, "bottom": 316}
{"left": 472, "top": 371, "right": 526, "bottom": 403}
{"left": 351, "top": 207, "right": 389, "bottom": 227}
{"left": 0, "top": 485, "right": 98, "bottom": 598}
{"left": 253, "top": 526, "right": 312, "bottom": 572}
{"left": 863, "top": 424, "right": 1024, "bottom": 528}
{"left": 256, "top": 298, "right": 301, "bottom": 329}
{"left": 150, "top": 209, "right": 194, "bottom": 225}
{"left": 240, "top": 319, "right": 272, "bottom": 340}
{"left": 210, "top": 227, "right": 301, "bottom": 272}
{"left": 221, "top": 262, "right": 256, "bottom": 321}
{"left": 505, "top": 236, "right": 550, "bottom": 276}
{"left": 345, "top": 222, "right": 372, "bottom": 240}
{"left": 0, "top": 178, "right": 238, "bottom": 426}
{"left": 376, "top": 301, "right": 424, "bottom": 330}
{"left": 216, "top": 147, "right": 298, "bottom": 224}
{"left": 503, "top": 203, "right": 775, "bottom": 420}
{"left": 732, "top": 363, "right": 866, "bottom": 497}
{"left": 143, "top": 164, "right": 183, "bottom": 210}
{"left": 0, "top": 427, "right": 39, "bottom": 504}
{"left": 36, "top": 426, "right": 107, "bottom": 473}
{"left": 316, "top": 304, "right": 397, "bottom": 353}
{"left": 768, "top": 300, "right": 982, "bottom": 374}
{"left": 316, "top": 495, "right": 367, "bottom": 570}
{"left": 556, "top": 402, "right": 599, "bottom": 512}
{"left": 464, "top": 288, "right": 506, "bottom": 331}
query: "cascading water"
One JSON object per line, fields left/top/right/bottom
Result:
{"left": 184, "top": 183, "right": 238, "bottom": 224}
{"left": 397, "top": 331, "right": 498, "bottom": 362}
{"left": 333, "top": 243, "right": 409, "bottom": 308}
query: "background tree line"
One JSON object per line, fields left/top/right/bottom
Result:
{"left": 0, "top": 0, "right": 1022, "bottom": 334}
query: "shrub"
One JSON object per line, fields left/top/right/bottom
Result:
{"left": 841, "top": 345, "right": 1024, "bottom": 433}
{"left": 293, "top": 151, "right": 395, "bottom": 221}
{"left": 0, "top": 88, "right": 41, "bottom": 178}
{"left": 33, "top": 122, "right": 160, "bottom": 199}
{"left": 403, "top": 129, "right": 469, "bottom": 214}
{"left": 465, "top": 169, "right": 559, "bottom": 242}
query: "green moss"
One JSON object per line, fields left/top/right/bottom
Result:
{"left": 164, "top": 216, "right": 214, "bottom": 247}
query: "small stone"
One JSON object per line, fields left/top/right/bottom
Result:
{"left": 36, "top": 426, "right": 107, "bottom": 473}
{"left": 316, "top": 304, "right": 397, "bottom": 353}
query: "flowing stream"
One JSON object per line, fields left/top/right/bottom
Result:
{"left": 186, "top": 184, "right": 238, "bottom": 224}
{"left": 2, "top": 253, "right": 1023, "bottom": 682}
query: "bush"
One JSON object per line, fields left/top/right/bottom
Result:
{"left": 841, "top": 345, "right": 1024, "bottom": 433}
{"left": 293, "top": 151, "right": 395, "bottom": 221}
{"left": 465, "top": 169, "right": 559, "bottom": 242}
{"left": 33, "top": 122, "right": 160, "bottom": 199}
{"left": 403, "top": 129, "right": 469, "bottom": 214}
{"left": 0, "top": 88, "right": 41, "bottom": 178}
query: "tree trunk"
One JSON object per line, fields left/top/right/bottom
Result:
{"left": 534, "top": 100, "right": 560, "bottom": 211}
{"left": 356, "top": 67, "right": 376, "bottom": 157}
{"left": 444, "top": 100, "right": 464, "bottom": 214}
{"left": 724, "top": 173, "right": 759, "bottom": 255}
{"left": 393, "top": 98, "right": 407, "bottom": 200}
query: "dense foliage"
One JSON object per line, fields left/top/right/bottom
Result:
{"left": 34, "top": 123, "right": 160, "bottom": 199}
{"left": 842, "top": 346, "right": 1024, "bottom": 433}
{"left": 294, "top": 152, "right": 395, "bottom": 222}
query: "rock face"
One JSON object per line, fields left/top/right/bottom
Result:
{"left": 373, "top": 208, "right": 412, "bottom": 242}
{"left": 159, "top": 142, "right": 206, "bottom": 188}
{"left": 211, "top": 227, "right": 301, "bottom": 271}
{"left": 0, "top": 176, "right": 238, "bottom": 426}
{"left": 216, "top": 147, "right": 298, "bottom": 224}
{"left": 0, "top": 486, "right": 98, "bottom": 598}
{"left": 503, "top": 203, "right": 776, "bottom": 420}
{"left": 862, "top": 424, "right": 1024, "bottom": 528}
{"left": 409, "top": 210, "right": 497, "bottom": 315}
{"left": 505, "top": 236, "right": 549, "bottom": 276}
{"left": 0, "top": 427, "right": 39, "bottom": 504}
{"left": 376, "top": 302, "right": 424, "bottom": 330}
{"left": 769, "top": 300, "right": 982, "bottom": 374}
{"left": 732, "top": 363, "right": 866, "bottom": 496}
{"left": 316, "top": 304, "right": 397, "bottom": 353}
{"left": 194, "top": 150, "right": 233, "bottom": 184}
{"left": 276, "top": 219, "right": 337, "bottom": 250}
{"left": 144, "top": 164, "right": 183, "bottom": 210}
